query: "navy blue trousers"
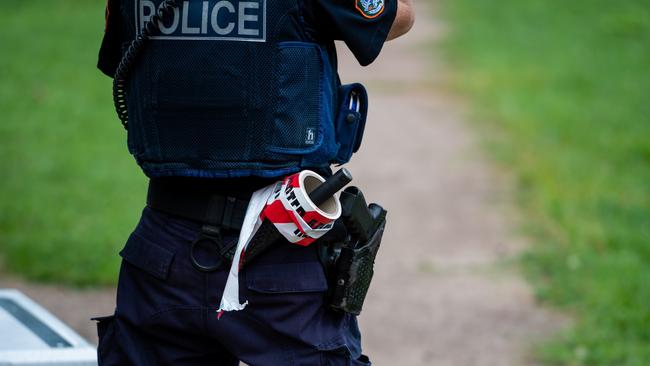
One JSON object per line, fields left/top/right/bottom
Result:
{"left": 95, "top": 207, "right": 370, "bottom": 365}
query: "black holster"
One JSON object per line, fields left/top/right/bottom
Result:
{"left": 327, "top": 219, "right": 385, "bottom": 315}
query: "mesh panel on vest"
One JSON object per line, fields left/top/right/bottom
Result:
{"left": 123, "top": 0, "right": 338, "bottom": 178}
{"left": 270, "top": 45, "right": 321, "bottom": 152}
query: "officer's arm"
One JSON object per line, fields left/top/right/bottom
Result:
{"left": 387, "top": 0, "right": 415, "bottom": 40}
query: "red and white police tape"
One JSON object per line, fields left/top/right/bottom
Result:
{"left": 217, "top": 170, "right": 342, "bottom": 314}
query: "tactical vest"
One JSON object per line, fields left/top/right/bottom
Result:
{"left": 119, "top": 0, "right": 367, "bottom": 178}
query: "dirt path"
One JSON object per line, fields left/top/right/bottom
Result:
{"left": 0, "top": 2, "right": 564, "bottom": 364}
{"left": 337, "top": 1, "right": 564, "bottom": 365}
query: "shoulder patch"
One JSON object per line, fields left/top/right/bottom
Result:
{"left": 355, "top": 0, "right": 385, "bottom": 19}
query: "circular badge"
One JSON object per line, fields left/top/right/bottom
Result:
{"left": 355, "top": 0, "right": 385, "bottom": 19}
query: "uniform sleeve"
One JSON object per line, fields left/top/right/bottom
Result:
{"left": 97, "top": 0, "right": 125, "bottom": 77}
{"left": 303, "top": 0, "right": 398, "bottom": 66}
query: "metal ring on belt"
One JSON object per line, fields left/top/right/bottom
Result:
{"left": 190, "top": 226, "right": 224, "bottom": 272}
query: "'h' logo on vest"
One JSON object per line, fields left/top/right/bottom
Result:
{"left": 137, "top": 0, "right": 266, "bottom": 41}
{"left": 305, "top": 128, "right": 316, "bottom": 145}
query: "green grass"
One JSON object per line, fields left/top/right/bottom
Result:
{"left": 0, "top": 1, "right": 147, "bottom": 285}
{"left": 440, "top": 0, "right": 650, "bottom": 364}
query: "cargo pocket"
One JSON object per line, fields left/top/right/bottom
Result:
{"left": 116, "top": 232, "right": 178, "bottom": 322}
{"left": 245, "top": 262, "right": 330, "bottom": 339}
{"left": 119, "top": 232, "right": 175, "bottom": 281}
{"left": 268, "top": 42, "right": 337, "bottom": 163}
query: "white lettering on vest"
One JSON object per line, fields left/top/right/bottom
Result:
{"left": 201, "top": 1, "right": 209, "bottom": 34}
{"left": 158, "top": 6, "right": 180, "bottom": 34}
{"left": 211, "top": 1, "right": 236, "bottom": 35}
{"left": 182, "top": 1, "right": 200, "bottom": 34}
{"left": 137, "top": 0, "right": 265, "bottom": 41}
{"left": 139, "top": 1, "right": 155, "bottom": 31}
{"left": 238, "top": 2, "right": 259, "bottom": 37}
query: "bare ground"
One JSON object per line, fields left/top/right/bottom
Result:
{"left": 0, "top": 2, "right": 565, "bottom": 365}
{"left": 339, "top": 2, "right": 566, "bottom": 365}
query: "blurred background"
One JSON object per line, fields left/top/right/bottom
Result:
{"left": 0, "top": 0, "right": 648, "bottom": 365}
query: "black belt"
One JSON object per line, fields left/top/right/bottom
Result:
{"left": 146, "top": 178, "right": 250, "bottom": 230}
{"left": 147, "top": 178, "right": 251, "bottom": 272}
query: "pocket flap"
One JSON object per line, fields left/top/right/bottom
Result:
{"left": 246, "top": 262, "right": 328, "bottom": 293}
{"left": 119, "top": 233, "right": 175, "bottom": 280}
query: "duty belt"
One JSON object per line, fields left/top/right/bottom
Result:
{"left": 147, "top": 178, "right": 250, "bottom": 230}
{"left": 146, "top": 178, "right": 251, "bottom": 271}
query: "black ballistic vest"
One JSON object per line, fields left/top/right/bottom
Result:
{"left": 120, "top": 0, "right": 347, "bottom": 178}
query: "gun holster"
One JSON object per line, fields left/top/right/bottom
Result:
{"left": 319, "top": 186, "right": 387, "bottom": 315}
{"left": 327, "top": 218, "right": 385, "bottom": 315}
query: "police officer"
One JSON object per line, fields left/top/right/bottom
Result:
{"left": 95, "top": 0, "right": 413, "bottom": 364}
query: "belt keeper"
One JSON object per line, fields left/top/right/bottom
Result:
{"left": 200, "top": 224, "right": 221, "bottom": 238}
{"left": 204, "top": 194, "right": 238, "bottom": 230}
{"left": 222, "top": 196, "right": 237, "bottom": 230}
{"left": 196, "top": 194, "right": 239, "bottom": 249}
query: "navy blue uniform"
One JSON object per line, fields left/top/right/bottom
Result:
{"left": 96, "top": 0, "right": 396, "bottom": 364}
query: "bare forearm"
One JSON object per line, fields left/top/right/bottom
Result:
{"left": 387, "top": 0, "right": 414, "bottom": 40}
